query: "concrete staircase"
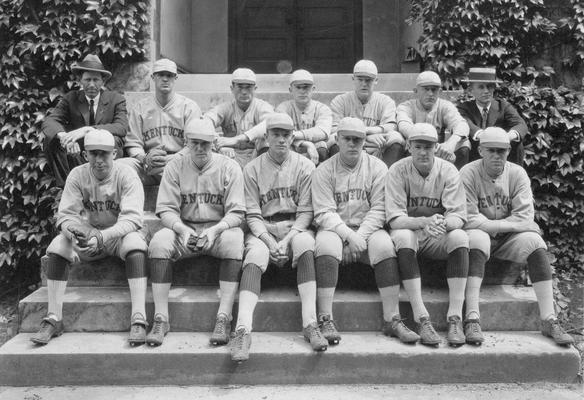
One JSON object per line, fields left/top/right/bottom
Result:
{"left": 0, "top": 74, "right": 580, "bottom": 386}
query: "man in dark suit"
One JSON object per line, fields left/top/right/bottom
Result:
{"left": 457, "top": 67, "right": 528, "bottom": 165}
{"left": 42, "top": 54, "right": 128, "bottom": 186}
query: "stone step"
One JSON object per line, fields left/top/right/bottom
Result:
{"left": 40, "top": 252, "right": 527, "bottom": 288}
{"left": 0, "top": 331, "right": 578, "bottom": 386}
{"left": 172, "top": 73, "right": 420, "bottom": 92}
{"left": 19, "top": 285, "right": 539, "bottom": 333}
{"left": 124, "top": 90, "right": 460, "bottom": 115}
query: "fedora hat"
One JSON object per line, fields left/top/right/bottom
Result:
{"left": 461, "top": 67, "right": 502, "bottom": 84}
{"left": 71, "top": 55, "right": 112, "bottom": 79}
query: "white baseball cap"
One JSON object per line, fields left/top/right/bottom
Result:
{"left": 409, "top": 123, "right": 438, "bottom": 142}
{"left": 337, "top": 117, "right": 366, "bottom": 138}
{"left": 152, "top": 58, "right": 177, "bottom": 75}
{"left": 232, "top": 68, "right": 256, "bottom": 84}
{"left": 479, "top": 127, "right": 510, "bottom": 148}
{"left": 289, "top": 69, "right": 314, "bottom": 85}
{"left": 266, "top": 113, "right": 294, "bottom": 131}
{"left": 185, "top": 119, "right": 216, "bottom": 142}
{"left": 353, "top": 60, "right": 378, "bottom": 78}
{"left": 416, "top": 71, "right": 442, "bottom": 87}
{"left": 84, "top": 129, "right": 115, "bottom": 151}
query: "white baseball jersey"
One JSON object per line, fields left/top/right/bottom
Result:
{"left": 460, "top": 159, "right": 538, "bottom": 234}
{"left": 330, "top": 91, "right": 396, "bottom": 134}
{"left": 244, "top": 151, "right": 315, "bottom": 238}
{"left": 385, "top": 156, "right": 467, "bottom": 224}
{"left": 275, "top": 99, "right": 332, "bottom": 143}
{"left": 125, "top": 93, "right": 201, "bottom": 155}
{"left": 312, "top": 153, "right": 388, "bottom": 241}
{"left": 57, "top": 163, "right": 144, "bottom": 241}
{"left": 396, "top": 98, "right": 469, "bottom": 145}
{"left": 156, "top": 149, "right": 245, "bottom": 230}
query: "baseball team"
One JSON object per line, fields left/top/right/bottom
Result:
{"left": 31, "top": 54, "right": 574, "bottom": 363}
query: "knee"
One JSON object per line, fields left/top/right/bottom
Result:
{"left": 148, "top": 228, "right": 176, "bottom": 259}
{"left": 467, "top": 229, "right": 490, "bottom": 255}
{"left": 46, "top": 234, "right": 76, "bottom": 263}
{"left": 390, "top": 229, "right": 417, "bottom": 251}
{"left": 315, "top": 231, "right": 342, "bottom": 260}
{"left": 244, "top": 239, "right": 270, "bottom": 271}
{"left": 120, "top": 231, "right": 148, "bottom": 260}
{"left": 446, "top": 229, "right": 469, "bottom": 253}
{"left": 292, "top": 231, "right": 315, "bottom": 255}
{"left": 521, "top": 232, "right": 547, "bottom": 254}
{"left": 368, "top": 230, "right": 396, "bottom": 263}
{"left": 220, "top": 228, "right": 244, "bottom": 259}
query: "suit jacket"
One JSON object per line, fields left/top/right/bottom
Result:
{"left": 457, "top": 98, "right": 528, "bottom": 163}
{"left": 42, "top": 89, "right": 128, "bottom": 140}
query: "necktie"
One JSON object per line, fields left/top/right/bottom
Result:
{"left": 481, "top": 107, "right": 488, "bottom": 129}
{"left": 89, "top": 99, "right": 95, "bottom": 126}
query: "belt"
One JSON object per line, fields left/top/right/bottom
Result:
{"left": 264, "top": 213, "right": 295, "bottom": 223}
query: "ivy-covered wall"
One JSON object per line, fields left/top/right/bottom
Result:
{"left": 0, "top": 0, "right": 150, "bottom": 285}
{"left": 408, "top": 0, "right": 584, "bottom": 274}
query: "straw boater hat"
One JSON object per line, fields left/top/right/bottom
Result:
{"left": 462, "top": 67, "right": 502, "bottom": 84}
{"left": 71, "top": 55, "right": 112, "bottom": 79}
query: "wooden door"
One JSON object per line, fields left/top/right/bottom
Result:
{"left": 230, "top": 0, "right": 362, "bottom": 73}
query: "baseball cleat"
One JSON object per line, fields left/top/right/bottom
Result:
{"left": 464, "top": 318, "right": 485, "bottom": 345}
{"left": 319, "top": 314, "right": 341, "bottom": 345}
{"left": 30, "top": 315, "right": 64, "bottom": 345}
{"left": 303, "top": 322, "right": 328, "bottom": 351}
{"left": 541, "top": 317, "right": 575, "bottom": 346}
{"left": 382, "top": 315, "right": 420, "bottom": 344}
{"left": 128, "top": 312, "right": 148, "bottom": 346}
{"left": 209, "top": 313, "right": 231, "bottom": 346}
{"left": 230, "top": 327, "right": 252, "bottom": 363}
{"left": 447, "top": 315, "right": 466, "bottom": 346}
{"left": 417, "top": 316, "right": 441, "bottom": 347}
{"left": 146, "top": 314, "right": 170, "bottom": 347}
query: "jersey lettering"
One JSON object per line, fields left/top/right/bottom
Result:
{"left": 142, "top": 126, "right": 184, "bottom": 142}
{"left": 180, "top": 192, "right": 224, "bottom": 206}
{"left": 334, "top": 188, "right": 369, "bottom": 204}
{"left": 407, "top": 196, "right": 443, "bottom": 209}
{"left": 477, "top": 192, "right": 510, "bottom": 210}
{"left": 259, "top": 186, "right": 298, "bottom": 207}
{"left": 83, "top": 199, "right": 121, "bottom": 212}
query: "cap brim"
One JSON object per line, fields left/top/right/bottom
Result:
{"left": 186, "top": 133, "right": 215, "bottom": 142}
{"left": 232, "top": 79, "right": 256, "bottom": 85}
{"left": 267, "top": 124, "right": 294, "bottom": 130}
{"left": 85, "top": 144, "right": 115, "bottom": 151}
{"left": 354, "top": 72, "right": 377, "bottom": 79}
{"left": 409, "top": 135, "right": 438, "bottom": 143}
{"left": 480, "top": 141, "right": 510, "bottom": 148}
{"left": 417, "top": 82, "right": 441, "bottom": 87}
{"left": 72, "top": 66, "right": 112, "bottom": 79}
{"left": 291, "top": 80, "right": 313, "bottom": 85}
{"left": 338, "top": 130, "right": 366, "bottom": 138}
{"left": 153, "top": 69, "right": 177, "bottom": 75}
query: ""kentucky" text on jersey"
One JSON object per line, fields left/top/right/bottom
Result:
{"left": 181, "top": 192, "right": 224, "bottom": 206}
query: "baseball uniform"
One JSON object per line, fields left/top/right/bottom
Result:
{"left": 120, "top": 93, "right": 201, "bottom": 183}
{"left": 276, "top": 99, "right": 332, "bottom": 155}
{"left": 204, "top": 98, "right": 274, "bottom": 168}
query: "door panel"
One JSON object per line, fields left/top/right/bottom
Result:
{"left": 230, "top": 0, "right": 361, "bottom": 73}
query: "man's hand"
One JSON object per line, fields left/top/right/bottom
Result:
{"left": 60, "top": 127, "right": 93, "bottom": 147}
{"left": 298, "top": 141, "right": 319, "bottom": 165}
{"left": 513, "top": 220, "right": 541, "bottom": 234}
{"left": 174, "top": 222, "right": 197, "bottom": 249}
{"left": 365, "top": 134, "right": 386, "bottom": 148}
{"left": 68, "top": 224, "right": 104, "bottom": 257}
{"left": 144, "top": 147, "right": 167, "bottom": 173}
{"left": 343, "top": 232, "right": 367, "bottom": 265}
{"left": 423, "top": 214, "right": 447, "bottom": 238}
{"left": 273, "top": 238, "right": 290, "bottom": 267}
{"left": 65, "top": 141, "right": 81, "bottom": 155}
{"left": 196, "top": 226, "right": 220, "bottom": 253}
{"left": 261, "top": 233, "right": 288, "bottom": 267}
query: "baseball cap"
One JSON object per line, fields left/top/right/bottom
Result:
{"left": 409, "top": 123, "right": 438, "bottom": 142}
{"left": 353, "top": 60, "right": 378, "bottom": 78}
{"left": 290, "top": 69, "right": 314, "bottom": 85}
{"left": 266, "top": 113, "right": 294, "bottom": 131}
{"left": 184, "top": 119, "right": 216, "bottom": 142}
{"left": 479, "top": 127, "right": 510, "bottom": 148}
{"left": 232, "top": 68, "right": 256, "bottom": 84}
{"left": 152, "top": 58, "right": 177, "bottom": 75}
{"left": 416, "top": 71, "right": 442, "bottom": 87}
{"left": 84, "top": 129, "right": 115, "bottom": 151}
{"left": 337, "top": 117, "right": 366, "bottom": 138}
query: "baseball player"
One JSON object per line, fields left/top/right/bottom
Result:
{"left": 120, "top": 58, "right": 202, "bottom": 184}
{"left": 385, "top": 122, "right": 469, "bottom": 347}
{"left": 396, "top": 71, "right": 470, "bottom": 169}
{"left": 203, "top": 68, "right": 274, "bottom": 168}
{"left": 275, "top": 69, "right": 332, "bottom": 164}
{"left": 327, "top": 60, "right": 405, "bottom": 167}
{"left": 146, "top": 119, "right": 245, "bottom": 346}
{"left": 458, "top": 67, "right": 528, "bottom": 164}
{"left": 311, "top": 117, "right": 420, "bottom": 347}
{"left": 230, "top": 113, "right": 327, "bottom": 363}
{"left": 461, "top": 127, "right": 574, "bottom": 346}
{"left": 31, "top": 130, "right": 148, "bottom": 345}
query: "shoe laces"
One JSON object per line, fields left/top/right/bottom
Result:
{"left": 38, "top": 320, "right": 54, "bottom": 334}
{"left": 214, "top": 316, "right": 227, "bottom": 336}
{"left": 467, "top": 320, "right": 480, "bottom": 334}
{"left": 151, "top": 319, "right": 165, "bottom": 335}
{"left": 549, "top": 319, "right": 565, "bottom": 335}
{"left": 307, "top": 324, "right": 323, "bottom": 340}
{"left": 232, "top": 329, "right": 246, "bottom": 350}
{"left": 449, "top": 317, "right": 461, "bottom": 335}
{"left": 130, "top": 324, "right": 143, "bottom": 335}
{"left": 321, "top": 318, "right": 338, "bottom": 332}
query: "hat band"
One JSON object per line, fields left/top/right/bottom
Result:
{"left": 186, "top": 133, "right": 215, "bottom": 142}
{"left": 339, "top": 130, "right": 366, "bottom": 138}
{"left": 409, "top": 135, "right": 437, "bottom": 142}
{"left": 85, "top": 144, "right": 114, "bottom": 151}
{"left": 481, "top": 141, "right": 510, "bottom": 148}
